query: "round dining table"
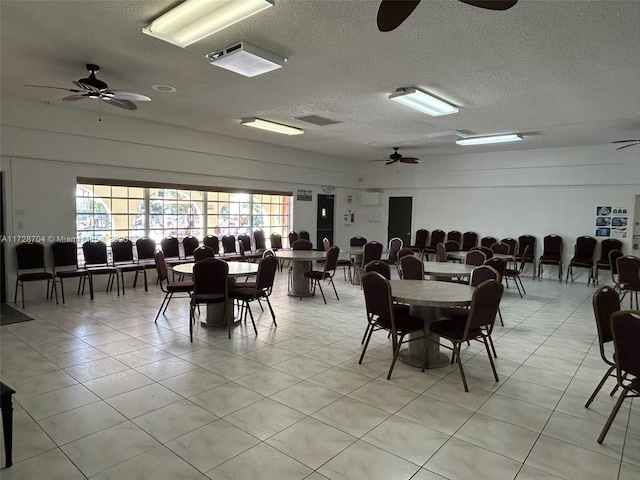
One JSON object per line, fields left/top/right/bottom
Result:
{"left": 447, "top": 251, "right": 514, "bottom": 263}
{"left": 422, "top": 261, "right": 475, "bottom": 280}
{"left": 173, "top": 261, "right": 259, "bottom": 327}
{"left": 275, "top": 250, "right": 327, "bottom": 297}
{"left": 389, "top": 279, "right": 474, "bottom": 369}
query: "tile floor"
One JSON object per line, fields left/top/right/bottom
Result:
{"left": 0, "top": 265, "right": 638, "bottom": 479}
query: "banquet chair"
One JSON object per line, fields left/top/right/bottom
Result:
{"left": 154, "top": 251, "right": 194, "bottom": 323}
{"left": 14, "top": 242, "right": 58, "bottom": 308}
{"left": 382, "top": 237, "right": 403, "bottom": 266}
{"left": 436, "top": 243, "right": 447, "bottom": 262}
{"left": 350, "top": 236, "right": 367, "bottom": 248}
{"left": 51, "top": 241, "right": 91, "bottom": 302}
{"left": 516, "top": 234, "right": 537, "bottom": 278}
{"left": 360, "top": 272, "right": 426, "bottom": 380}
{"left": 135, "top": 237, "right": 159, "bottom": 282}
{"left": 288, "top": 231, "right": 299, "bottom": 248}
{"left": 500, "top": 238, "right": 518, "bottom": 255}
{"left": 354, "top": 241, "right": 384, "bottom": 285}
{"left": 566, "top": 235, "right": 597, "bottom": 284}
{"left": 447, "top": 230, "right": 462, "bottom": 245}
{"left": 465, "top": 250, "right": 486, "bottom": 266}
{"left": 608, "top": 249, "right": 624, "bottom": 291}
{"left": 424, "top": 279, "right": 504, "bottom": 392}
{"left": 594, "top": 238, "right": 622, "bottom": 285}
{"left": 189, "top": 258, "right": 229, "bottom": 341}
{"left": 538, "top": 234, "right": 563, "bottom": 282}
{"left": 324, "top": 237, "right": 352, "bottom": 282}
{"left": 203, "top": 235, "right": 220, "bottom": 254}
{"left": 597, "top": 310, "right": 640, "bottom": 444}
{"left": 221, "top": 235, "right": 237, "bottom": 255}
{"left": 616, "top": 255, "right": 640, "bottom": 308}
{"left": 399, "top": 254, "right": 424, "bottom": 280}
{"left": 193, "top": 246, "right": 215, "bottom": 261}
{"left": 472, "top": 245, "right": 494, "bottom": 259}
{"left": 461, "top": 231, "right": 478, "bottom": 251}
{"left": 480, "top": 236, "right": 498, "bottom": 249}
{"left": 111, "top": 238, "right": 147, "bottom": 293}
{"left": 182, "top": 236, "right": 199, "bottom": 260}
{"left": 253, "top": 230, "right": 266, "bottom": 252}
{"left": 238, "top": 234, "right": 261, "bottom": 261}
{"left": 269, "top": 232, "right": 283, "bottom": 250}
{"left": 237, "top": 233, "right": 251, "bottom": 252}
{"left": 82, "top": 240, "right": 120, "bottom": 296}
{"left": 491, "top": 242, "right": 510, "bottom": 255}
{"left": 585, "top": 286, "right": 620, "bottom": 408}
{"left": 504, "top": 245, "right": 529, "bottom": 297}
{"left": 409, "top": 229, "right": 429, "bottom": 257}
{"left": 230, "top": 256, "right": 278, "bottom": 337}
{"left": 364, "top": 260, "right": 391, "bottom": 279}
{"left": 161, "top": 236, "right": 184, "bottom": 265}
{"left": 484, "top": 257, "right": 506, "bottom": 326}
{"left": 299, "top": 230, "right": 310, "bottom": 241}
{"left": 423, "top": 229, "right": 445, "bottom": 259}
{"left": 444, "top": 240, "right": 460, "bottom": 252}
{"left": 303, "top": 245, "right": 340, "bottom": 303}
{"left": 396, "top": 247, "right": 415, "bottom": 276}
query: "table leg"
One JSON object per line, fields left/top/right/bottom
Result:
{"left": 398, "top": 305, "right": 449, "bottom": 369}
{"left": 288, "top": 260, "right": 313, "bottom": 297}
{"left": 1, "top": 385, "right": 15, "bottom": 468}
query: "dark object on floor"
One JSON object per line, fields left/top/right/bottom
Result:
{"left": 0, "top": 304, "right": 35, "bottom": 325}
{"left": 1, "top": 381, "right": 16, "bottom": 467}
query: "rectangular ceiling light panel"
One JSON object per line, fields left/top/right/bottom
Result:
{"left": 389, "top": 87, "right": 458, "bottom": 116}
{"left": 207, "top": 42, "right": 286, "bottom": 77}
{"left": 143, "top": 0, "right": 274, "bottom": 48}
{"left": 241, "top": 118, "right": 304, "bottom": 135}
{"left": 456, "top": 134, "right": 523, "bottom": 146}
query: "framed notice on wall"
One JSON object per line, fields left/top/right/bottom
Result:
{"left": 296, "top": 189, "right": 312, "bottom": 201}
{"left": 596, "top": 205, "right": 627, "bottom": 238}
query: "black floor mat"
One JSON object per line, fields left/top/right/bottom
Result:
{"left": 0, "top": 303, "right": 35, "bottom": 325}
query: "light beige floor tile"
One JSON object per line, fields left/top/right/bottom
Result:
{"left": 396, "top": 395, "right": 473, "bottom": 436}
{"left": 10, "top": 369, "right": 78, "bottom": 400}
{"left": 0, "top": 404, "right": 56, "bottom": 464}
{"left": 0, "top": 449, "right": 85, "bottom": 480}
{"left": 307, "top": 367, "right": 374, "bottom": 395}
{"left": 84, "top": 369, "right": 155, "bottom": 398}
{"left": 312, "top": 396, "right": 390, "bottom": 437}
{"left": 160, "top": 368, "right": 228, "bottom": 397}
{"left": 271, "top": 380, "right": 343, "bottom": 415}
{"left": 347, "top": 379, "right": 419, "bottom": 414}
{"left": 189, "top": 382, "right": 264, "bottom": 417}
{"left": 63, "top": 357, "right": 129, "bottom": 382}
{"left": 477, "top": 392, "right": 553, "bottom": 432}
{"left": 223, "top": 397, "right": 306, "bottom": 440}
{"left": 106, "top": 383, "right": 182, "bottom": 419}
{"left": 18, "top": 383, "right": 99, "bottom": 420}
{"left": 234, "top": 367, "right": 302, "bottom": 396}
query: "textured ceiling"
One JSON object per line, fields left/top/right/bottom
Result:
{"left": 1, "top": 0, "right": 639, "bottom": 163}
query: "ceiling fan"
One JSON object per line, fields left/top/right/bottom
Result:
{"left": 25, "top": 64, "right": 151, "bottom": 110}
{"left": 375, "top": 147, "right": 420, "bottom": 165}
{"left": 377, "top": 0, "right": 518, "bottom": 32}
{"left": 612, "top": 139, "right": 640, "bottom": 150}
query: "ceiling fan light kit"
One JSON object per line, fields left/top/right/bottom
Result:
{"left": 206, "top": 41, "right": 286, "bottom": 77}
{"left": 389, "top": 87, "right": 459, "bottom": 117}
{"left": 241, "top": 117, "right": 304, "bottom": 135}
{"left": 143, "top": 0, "right": 274, "bottom": 48}
{"left": 456, "top": 134, "right": 523, "bottom": 146}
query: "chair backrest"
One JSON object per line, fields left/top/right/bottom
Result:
{"left": 322, "top": 237, "right": 331, "bottom": 252}
{"left": 154, "top": 250, "right": 170, "bottom": 284}
{"left": 542, "top": 235, "right": 563, "bottom": 257}
{"left": 397, "top": 247, "right": 414, "bottom": 261}
{"left": 491, "top": 242, "right": 510, "bottom": 255}
{"left": 292, "top": 239, "right": 313, "bottom": 250}
{"left": 299, "top": 230, "right": 310, "bottom": 241}
{"left": 461, "top": 231, "right": 478, "bottom": 251}
{"left": 161, "top": 236, "right": 180, "bottom": 258}
{"left": 592, "top": 286, "right": 621, "bottom": 358}
{"left": 515, "top": 245, "right": 530, "bottom": 273}
{"left": 262, "top": 248, "right": 275, "bottom": 258}
{"left": 387, "top": 237, "right": 403, "bottom": 262}
{"left": 193, "top": 246, "right": 215, "bottom": 261}
{"left": 610, "top": 311, "right": 640, "bottom": 383}
{"left": 324, "top": 245, "right": 340, "bottom": 273}
{"left": 466, "top": 280, "right": 504, "bottom": 334}
{"left": 413, "top": 229, "right": 429, "bottom": 249}
{"left": 16, "top": 242, "right": 46, "bottom": 270}
{"left": 256, "top": 255, "right": 278, "bottom": 293}
{"left": 82, "top": 241, "right": 109, "bottom": 266}
{"left": 183, "top": 236, "right": 199, "bottom": 258}
{"left": 221, "top": 235, "right": 237, "bottom": 254}
{"left": 400, "top": 254, "right": 424, "bottom": 280}
{"left": 237, "top": 234, "right": 252, "bottom": 252}
{"left": 436, "top": 242, "right": 447, "bottom": 262}
{"left": 609, "top": 249, "right": 624, "bottom": 275}
{"left": 480, "top": 236, "right": 498, "bottom": 248}
{"left": 192, "top": 258, "right": 229, "bottom": 296}
{"left": 288, "top": 231, "right": 299, "bottom": 247}
{"left": 350, "top": 236, "right": 367, "bottom": 247}
{"left": 51, "top": 242, "right": 79, "bottom": 269}
{"left": 501, "top": 238, "right": 518, "bottom": 255}
{"left": 447, "top": 231, "right": 462, "bottom": 244}
{"left": 238, "top": 240, "right": 246, "bottom": 261}
{"left": 362, "top": 272, "right": 394, "bottom": 327}
{"left": 111, "top": 238, "right": 135, "bottom": 264}
{"left": 362, "top": 241, "right": 383, "bottom": 265}
{"left": 444, "top": 240, "right": 459, "bottom": 252}
{"left": 598, "top": 238, "right": 623, "bottom": 264}
{"left": 269, "top": 232, "right": 283, "bottom": 250}
{"left": 617, "top": 255, "right": 640, "bottom": 287}
{"left": 136, "top": 237, "right": 157, "bottom": 261}
{"left": 470, "top": 265, "right": 499, "bottom": 287}
{"left": 203, "top": 235, "right": 220, "bottom": 254}
{"left": 517, "top": 235, "right": 536, "bottom": 260}
{"left": 364, "top": 260, "right": 391, "bottom": 279}
{"left": 473, "top": 245, "right": 494, "bottom": 259}
{"left": 574, "top": 236, "right": 597, "bottom": 260}
{"left": 484, "top": 257, "right": 506, "bottom": 280}
{"left": 465, "top": 250, "right": 486, "bottom": 266}
{"left": 428, "top": 230, "right": 446, "bottom": 248}
{"left": 253, "top": 230, "right": 266, "bottom": 251}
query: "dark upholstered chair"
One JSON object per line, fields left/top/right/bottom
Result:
{"left": 480, "top": 236, "right": 498, "bottom": 249}
{"left": 465, "top": 250, "right": 486, "bottom": 266}
{"left": 597, "top": 310, "right": 640, "bottom": 444}
{"left": 354, "top": 241, "right": 384, "bottom": 284}
{"left": 609, "top": 249, "right": 624, "bottom": 291}
{"left": 111, "top": 238, "right": 147, "bottom": 293}
{"left": 382, "top": 237, "right": 403, "bottom": 265}
{"left": 616, "top": 256, "right": 640, "bottom": 308}
{"left": 425, "top": 279, "right": 504, "bottom": 391}
{"left": 472, "top": 245, "right": 494, "bottom": 259}
{"left": 135, "top": 237, "right": 158, "bottom": 274}
{"left": 364, "top": 260, "right": 391, "bottom": 279}
{"left": 189, "top": 258, "right": 229, "bottom": 341}
{"left": 299, "top": 230, "right": 310, "bottom": 241}
{"left": 14, "top": 242, "right": 57, "bottom": 308}
{"left": 253, "top": 230, "right": 266, "bottom": 251}
{"left": 51, "top": 241, "right": 91, "bottom": 303}
{"left": 161, "top": 236, "right": 182, "bottom": 262}
{"left": 154, "top": 251, "right": 193, "bottom": 323}
{"left": 82, "top": 241, "right": 120, "bottom": 296}
{"left": 423, "top": 229, "right": 445, "bottom": 258}
{"left": 269, "top": 232, "right": 283, "bottom": 250}
{"left": 444, "top": 240, "right": 459, "bottom": 252}
{"left": 500, "top": 238, "right": 518, "bottom": 255}
{"left": 292, "top": 239, "right": 313, "bottom": 250}
{"left": 436, "top": 243, "right": 447, "bottom": 262}
{"left": 399, "top": 254, "right": 424, "bottom": 280}
{"left": 504, "top": 245, "right": 528, "bottom": 297}
{"left": 566, "top": 236, "right": 597, "bottom": 284}
{"left": 360, "top": 272, "right": 426, "bottom": 380}
{"left": 237, "top": 233, "right": 261, "bottom": 261}
{"left": 193, "top": 246, "right": 215, "bottom": 261}
{"left": 595, "top": 238, "right": 622, "bottom": 285}
{"left": 409, "top": 229, "right": 429, "bottom": 256}
{"left": 447, "top": 230, "right": 462, "bottom": 245}
{"left": 182, "top": 236, "right": 199, "bottom": 260}
{"left": 324, "top": 237, "right": 351, "bottom": 282}
{"left": 516, "top": 234, "right": 537, "bottom": 278}
{"left": 585, "top": 286, "right": 620, "bottom": 408}
{"left": 288, "top": 231, "right": 299, "bottom": 248}
{"left": 203, "top": 235, "right": 220, "bottom": 254}
{"left": 303, "top": 245, "right": 340, "bottom": 303}
{"left": 221, "top": 235, "right": 237, "bottom": 255}
{"left": 237, "top": 233, "right": 251, "bottom": 252}
{"left": 350, "top": 236, "right": 367, "bottom": 248}
{"left": 538, "top": 234, "right": 563, "bottom": 282}
{"left": 461, "top": 231, "right": 478, "bottom": 251}
{"left": 490, "top": 242, "right": 510, "bottom": 255}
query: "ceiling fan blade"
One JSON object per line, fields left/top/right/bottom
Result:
{"left": 615, "top": 143, "right": 640, "bottom": 150}
{"left": 73, "top": 80, "right": 102, "bottom": 94}
{"left": 108, "top": 90, "right": 151, "bottom": 102}
{"left": 400, "top": 157, "right": 419, "bottom": 164}
{"left": 386, "top": 159, "right": 397, "bottom": 165}
{"left": 377, "top": 0, "right": 421, "bottom": 32}
{"left": 102, "top": 97, "right": 137, "bottom": 110}
{"left": 612, "top": 139, "right": 640, "bottom": 143}
{"left": 62, "top": 94, "right": 88, "bottom": 101}
{"left": 24, "top": 84, "right": 83, "bottom": 93}
{"left": 458, "top": 0, "right": 518, "bottom": 10}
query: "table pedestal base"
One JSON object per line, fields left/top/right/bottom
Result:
{"left": 288, "top": 261, "right": 313, "bottom": 297}
{"left": 399, "top": 305, "right": 450, "bottom": 369}
{"left": 200, "top": 302, "right": 233, "bottom": 328}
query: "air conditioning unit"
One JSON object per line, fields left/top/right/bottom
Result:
{"left": 360, "top": 192, "right": 381, "bottom": 205}
{"left": 206, "top": 41, "right": 287, "bottom": 77}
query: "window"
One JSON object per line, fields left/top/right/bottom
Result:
{"left": 77, "top": 182, "right": 291, "bottom": 251}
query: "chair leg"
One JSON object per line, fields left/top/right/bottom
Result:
{"left": 483, "top": 336, "right": 499, "bottom": 383}
{"left": 245, "top": 302, "right": 258, "bottom": 335}
{"left": 317, "top": 280, "right": 326, "bottom": 304}
{"left": 59, "top": 278, "right": 66, "bottom": 304}
{"left": 155, "top": 292, "right": 171, "bottom": 323}
{"left": 359, "top": 324, "right": 375, "bottom": 364}
{"left": 453, "top": 343, "right": 469, "bottom": 392}
{"left": 51, "top": 279, "right": 58, "bottom": 304}
{"left": 597, "top": 387, "right": 629, "bottom": 444}
{"left": 329, "top": 278, "right": 339, "bottom": 301}
{"left": 264, "top": 296, "right": 277, "bottom": 326}
{"left": 585, "top": 365, "right": 615, "bottom": 408}
{"left": 387, "top": 333, "right": 404, "bottom": 380}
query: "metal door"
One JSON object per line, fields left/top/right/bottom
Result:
{"left": 387, "top": 196, "right": 412, "bottom": 246}
{"left": 317, "top": 194, "right": 334, "bottom": 248}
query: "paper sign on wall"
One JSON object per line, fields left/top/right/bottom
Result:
{"left": 596, "top": 205, "right": 627, "bottom": 238}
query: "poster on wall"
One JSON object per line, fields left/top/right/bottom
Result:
{"left": 596, "top": 205, "right": 627, "bottom": 238}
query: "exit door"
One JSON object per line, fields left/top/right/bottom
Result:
{"left": 317, "top": 194, "right": 335, "bottom": 248}
{"left": 388, "top": 197, "right": 412, "bottom": 247}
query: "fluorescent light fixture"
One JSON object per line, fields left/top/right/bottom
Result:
{"left": 389, "top": 87, "right": 458, "bottom": 116}
{"left": 456, "top": 134, "right": 523, "bottom": 146}
{"left": 206, "top": 42, "right": 286, "bottom": 77}
{"left": 241, "top": 118, "right": 304, "bottom": 135}
{"left": 142, "top": 0, "right": 274, "bottom": 48}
